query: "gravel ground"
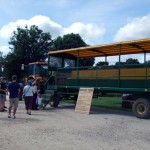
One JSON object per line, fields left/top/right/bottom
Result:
{"left": 0, "top": 100, "right": 150, "bottom": 150}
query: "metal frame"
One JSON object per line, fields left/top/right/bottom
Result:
{"left": 47, "top": 38, "right": 150, "bottom": 95}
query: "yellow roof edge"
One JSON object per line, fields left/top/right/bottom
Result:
{"left": 48, "top": 38, "right": 150, "bottom": 57}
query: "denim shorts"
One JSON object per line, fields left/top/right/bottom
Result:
{"left": 9, "top": 98, "right": 19, "bottom": 109}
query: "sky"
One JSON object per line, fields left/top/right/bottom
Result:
{"left": 0, "top": 0, "right": 150, "bottom": 64}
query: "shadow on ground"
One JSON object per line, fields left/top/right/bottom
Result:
{"left": 43, "top": 102, "right": 134, "bottom": 118}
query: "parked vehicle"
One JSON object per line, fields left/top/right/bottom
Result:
{"left": 22, "top": 61, "right": 48, "bottom": 92}
{"left": 42, "top": 38, "right": 150, "bottom": 119}
{"left": 25, "top": 62, "right": 48, "bottom": 82}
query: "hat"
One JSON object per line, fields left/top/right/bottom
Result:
{"left": 27, "top": 80, "right": 32, "bottom": 86}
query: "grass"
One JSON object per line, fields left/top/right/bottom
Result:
{"left": 62, "top": 96, "right": 131, "bottom": 112}
{"left": 92, "top": 97, "right": 131, "bottom": 111}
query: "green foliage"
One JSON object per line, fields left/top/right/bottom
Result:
{"left": 9, "top": 25, "right": 52, "bottom": 62}
{"left": 126, "top": 58, "right": 140, "bottom": 64}
{"left": 3, "top": 53, "right": 22, "bottom": 80}
{"left": 115, "top": 62, "right": 126, "bottom": 66}
{"left": 79, "top": 58, "right": 95, "bottom": 67}
{"left": 52, "top": 33, "right": 87, "bottom": 50}
{"left": 52, "top": 33, "right": 95, "bottom": 66}
{"left": 0, "top": 52, "right": 3, "bottom": 77}
{"left": 4, "top": 25, "right": 52, "bottom": 80}
{"left": 96, "top": 61, "right": 109, "bottom": 66}
{"left": 115, "top": 58, "right": 140, "bottom": 66}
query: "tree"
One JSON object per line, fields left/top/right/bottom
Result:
{"left": 52, "top": 33, "right": 95, "bottom": 66}
{"left": 53, "top": 33, "right": 87, "bottom": 50}
{"left": 126, "top": 58, "right": 140, "bottom": 64}
{"left": 96, "top": 61, "right": 109, "bottom": 66}
{"left": 115, "top": 58, "right": 140, "bottom": 66}
{"left": 115, "top": 62, "right": 126, "bottom": 66}
{"left": 4, "top": 25, "right": 52, "bottom": 80}
{"left": 146, "top": 60, "right": 150, "bottom": 64}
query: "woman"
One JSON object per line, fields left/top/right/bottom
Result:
{"left": 32, "top": 80, "right": 38, "bottom": 110}
{"left": 23, "top": 80, "right": 33, "bottom": 115}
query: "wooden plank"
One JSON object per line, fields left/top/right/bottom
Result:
{"left": 75, "top": 88, "right": 94, "bottom": 114}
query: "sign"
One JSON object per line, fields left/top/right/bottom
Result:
{"left": 75, "top": 88, "right": 94, "bottom": 114}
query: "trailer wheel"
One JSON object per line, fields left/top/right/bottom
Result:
{"left": 73, "top": 95, "right": 78, "bottom": 105}
{"left": 132, "top": 98, "right": 150, "bottom": 119}
{"left": 49, "top": 95, "right": 60, "bottom": 107}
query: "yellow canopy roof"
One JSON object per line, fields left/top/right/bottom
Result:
{"left": 48, "top": 38, "right": 150, "bottom": 58}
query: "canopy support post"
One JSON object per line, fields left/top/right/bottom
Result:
{"left": 118, "top": 44, "right": 121, "bottom": 88}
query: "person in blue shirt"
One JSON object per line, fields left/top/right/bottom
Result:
{"left": 8, "top": 75, "right": 20, "bottom": 119}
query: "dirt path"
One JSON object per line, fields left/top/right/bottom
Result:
{"left": 0, "top": 101, "right": 150, "bottom": 150}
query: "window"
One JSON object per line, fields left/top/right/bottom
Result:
{"left": 64, "top": 59, "right": 75, "bottom": 68}
{"left": 49, "top": 56, "right": 62, "bottom": 67}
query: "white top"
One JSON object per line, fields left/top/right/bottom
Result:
{"left": 23, "top": 85, "right": 33, "bottom": 96}
{"left": 32, "top": 85, "right": 38, "bottom": 94}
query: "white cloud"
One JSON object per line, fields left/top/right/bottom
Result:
{"left": 114, "top": 14, "right": 150, "bottom": 41}
{"left": 27, "top": 16, "right": 62, "bottom": 38}
{"left": 0, "top": 15, "right": 105, "bottom": 44}
{"left": 0, "top": 45, "right": 10, "bottom": 56}
{"left": 0, "top": 15, "right": 106, "bottom": 56}
{"left": 63, "top": 22, "right": 105, "bottom": 44}
{"left": 111, "top": 14, "right": 150, "bottom": 65}
{"left": 0, "top": 15, "right": 62, "bottom": 39}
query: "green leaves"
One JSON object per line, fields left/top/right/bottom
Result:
{"left": 96, "top": 61, "right": 109, "bottom": 66}
{"left": 52, "top": 33, "right": 95, "bottom": 66}
{"left": 4, "top": 27, "right": 95, "bottom": 80}
{"left": 4, "top": 25, "right": 52, "bottom": 80}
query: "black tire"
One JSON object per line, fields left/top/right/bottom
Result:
{"left": 132, "top": 98, "right": 150, "bottom": 119}
{"left": 122, "top": 101, "right": 132, "bottom": 108}
{"left": 49, "top": 95, "right": 60, "bottom": 107}
{"left": 73, "top": 95, "right": 78, "bottom": 105}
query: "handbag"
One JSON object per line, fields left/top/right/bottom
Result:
{"left": 22, "top": 94, "right": 25, "bottom": 99}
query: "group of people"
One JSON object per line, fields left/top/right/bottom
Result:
{"left": 0, "top": 75, "right": 40, "bottom": 119}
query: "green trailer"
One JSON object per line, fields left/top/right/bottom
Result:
{"left": 44, "top": 38, "right": 150, "bottom": 119}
